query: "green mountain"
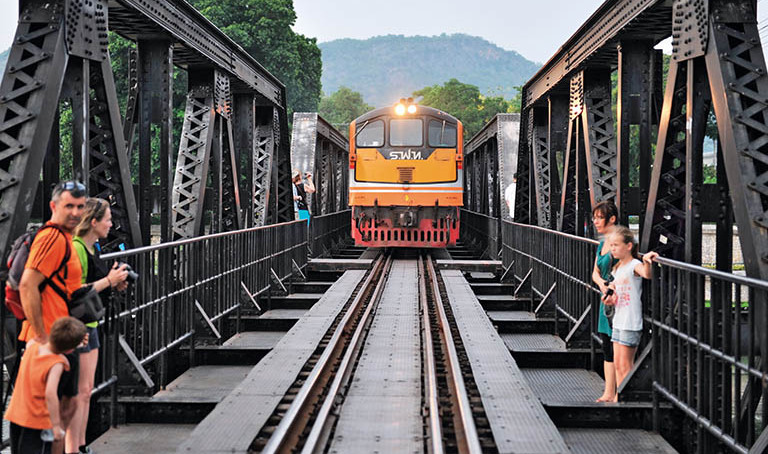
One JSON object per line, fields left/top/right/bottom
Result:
{"left": 319, "top": 34, "right": 540, "bottom": 107}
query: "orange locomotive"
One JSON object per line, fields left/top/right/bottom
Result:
{"left": 349, "top": 99, "right": 463, "bottom": 247}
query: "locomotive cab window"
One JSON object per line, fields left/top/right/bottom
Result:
{"left": 356, "top": 119, "right": 384, "bottom": 147}
{"left": 428, "top": 120, "right": 457, "bottom": 147}
{"left": 390, "top": 119, "right": 423, "bottom": 147}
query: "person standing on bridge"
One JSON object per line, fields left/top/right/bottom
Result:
{"left": 67, "top": 198, "right": 129, "bottom": 454}
{"left": 292, "top": 169, "right": 315, "bottom": 224}
{"left": 591, "top": 201, "right": 619, "bottom": 402}
{"left": 17, "top": 181, "right": 85, "bottom": 454}
{"left": 602, "top": 226, "right": 657, "bottom": 395}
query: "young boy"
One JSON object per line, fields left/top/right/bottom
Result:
{"left": 5, "top": 317, "right": 87, "bottom": 454}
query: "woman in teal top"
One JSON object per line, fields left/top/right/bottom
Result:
{"left": 591, "top": 200, "right": 619, "bottom": 402}
{"left": 69, "top": 198, "right": 128, "bottom": 454}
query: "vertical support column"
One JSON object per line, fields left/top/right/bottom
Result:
{"left": 548, "top": 95, "right": 568, "bottom": 229}
{"left": 233, "top": 93, "right": 255, "bottom": 227}
{"left": 641, "top": 60, "right": 688, "bottom": 257}
{"left": 123, "top": 48, "right": 138, "bottom": 158}
{"left": 684, "top": 58, "right": 708, "bottom": 265}
{"left": 171, "top": 70, "right": 215, "bottom": 239}
{"left": 642, "top": 57, "right": 710, "bottom": 260}
{"left": 253, "top": 105, "right": 276, "bottom": 226}
{"left": 214, "top": 70, "right": 242, "bottom": 232}
{"left": 66, "top": 58, "right": 90, "bottom": 182}
{"left": 531, "top": 106, "right": 550, "bottom": 226}
{"left": 617, "top": 41, "right": 654, "bottom": 226}
{"left": 88, "top": 57, "right": 143, "bottom": 250}
{"left": 582, "top": 68, "right": 617, "bottom": 211}
{"left": 43, "top": 111, "right": 61, "bottom": 221}
{"left": 137, "top": 40, "right": 173, "bottom": 243}
{"left": 559, "top": 72, "right": 584, "bottom": 234}
{"left": 514, "top": 109, "right": 532, "bottom": 223}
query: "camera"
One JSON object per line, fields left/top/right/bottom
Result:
{"left": 605, "top": 288, "right": 614, "bottom": 296}
{"left": 119, "top": 263, "right": 139, "bottom": 282}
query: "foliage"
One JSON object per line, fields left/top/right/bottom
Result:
{"left": 413, "top": 79, "right": 513, "bottom": 139}
{"left": 189, "top": 0, "right": 321, "bottom": 115}
{"left": 318, "top": 87, "right": 374, "bottom": 137}
{"left": 320, "top": 34, "right": 539, "bottom": 107}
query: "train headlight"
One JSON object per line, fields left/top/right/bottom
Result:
{"left": 395, "top": 103, "right": 406, "bottom": 115}
{"left": 407, "top": 104, "right": 417, "bottom": 114}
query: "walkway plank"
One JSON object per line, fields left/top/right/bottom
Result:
{"left": 177, "top": 270, "right": 367, "bottom": 453}
{"left": 441, "top": 269, "right": 570, "bottom": 454}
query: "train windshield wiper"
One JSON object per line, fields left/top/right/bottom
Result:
{"left": 353, "top": 120, "right": 370, "bottom": 140}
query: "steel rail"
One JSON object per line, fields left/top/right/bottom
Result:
{"left": 261, "top": 252, "right": 392, "bottom": 454}
{"left": 419, "top": 254, "right": 445, "bottom": 454}
{"left": 426, "top": 256, "right": 482, "bottom": 454}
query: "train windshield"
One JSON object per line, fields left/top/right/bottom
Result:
{"left": 390, "top": 119, "right": 423, "bottom": 146}
{"left": 428, "top": 120, "right": 457, "bottom": 147}
{"left": 356, "top": 120, "right": 384, "bottom": 147}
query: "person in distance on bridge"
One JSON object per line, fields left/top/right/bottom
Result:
{"left": 292, "top": 169, "right": 316, "bottom": 224}
{"left": 602, "top": 226, "right": 658, "bottom": 398}
{"left": 17, "top": 181, "right": 85, "bottom": 454}
{"left": 67, "top": 198, "right": 129, "bottom": 454}
{"left": 591, "top": 201, "right": 619, "bottom": 403}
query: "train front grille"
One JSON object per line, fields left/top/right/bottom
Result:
{"left": 398, "top": 167, "right": 414, "bottom": 183}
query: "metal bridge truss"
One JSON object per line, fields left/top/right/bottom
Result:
{"left": 463, "top": 114, "right": 520, "bottom": 221}
{"left": 462, "top": 0, "right": 768, "bottom": 450}
{"left": 290, "top": 113, "right": 349, "bottom": 216}
{"left": 0, "top": 0, "right": 294, "bottom": 255}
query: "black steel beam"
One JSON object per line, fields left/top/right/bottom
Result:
{"left": 523, "top": 0, "right": 670, "bottom": 109}
{"left": 108, "top": 0, "right": 283, "bottom": 105}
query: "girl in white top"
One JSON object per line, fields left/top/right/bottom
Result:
{"left": 603, "top": 226, "right": 658, "bottom": 397}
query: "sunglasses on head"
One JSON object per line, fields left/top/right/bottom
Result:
{"left": 56, "top": 180, "right": 86, "bottom": 197}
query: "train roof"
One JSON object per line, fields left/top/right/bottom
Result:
{"left": 353, "top": 105, "right": 460, "bottom": 124}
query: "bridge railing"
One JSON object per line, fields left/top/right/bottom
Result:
{"left": 0, "top": 220, "right": 308, "bottom": 443}
{"left": 309, "top": 210, "right": 351, "bottom": 257}
{"left": 495, "top": 218, "right": 768, "bottom": 450}
{"left": 500, "top": 220, "right": 599, "bottom": 348}
{"left": 460, "top": 209, "right": 500, "bottom": 260}
{"left": 649, "top": 257, "right": 768, "bottom": 452}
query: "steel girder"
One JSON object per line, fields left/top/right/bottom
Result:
{"left": 514, "top": 111, "right": 532, "bottom": 223}
{"left": 290, "top": 113, "right": 348, "bottom": 216}
{"left": 524, "top": 0, "right": 670, "bottom": 108}
{"left": 109, "top": 0, "right": 283, "bottom": 105}
{"left": 531, "top": 107, "right": 551, "bottom": 227}
{"left": 0, "top": 0, "right": 142, "bottom": 257}
{"left": 556, "top": 68, "right": 618, "bottom": 235}
{"left": 86, "top": 58, "right": 143, "bottom": 251}
{"left": 464, "top": 114, "right": 520, "bottom": 220}
{"left": 704, "top": 0, "right": 768, "bottom": 280}
{"left": 271, "top": 104, "right": 294, "bottom": 224}
{"left": 640, "top": 58, "right": 709, "bottom": 261}
{"left": 547, "top": 95, "right": 567, "bottom": 229}
{"left": 171, "top": 70, "right": 244, "bottom": 239}
{"left": 617, "top": 41, "right": 660, "bottom": 229}
{"left": 171, "top": 75, "right": 215, "bottom": 239}
{"left": 137, "top": 40, "right": 173, "bottom": 244}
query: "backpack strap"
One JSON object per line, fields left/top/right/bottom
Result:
{"left": 36, "top": 225, "right": 72, "bottom": 303}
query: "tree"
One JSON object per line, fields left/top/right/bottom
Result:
{"left": 318, "top": 87, "right": 374, "bottom": 137}
{"left": 189, "top": 0, "right": 322, "bottom": 115}
{"left": 414, "top": 78, "right": 512, "bottom": 139}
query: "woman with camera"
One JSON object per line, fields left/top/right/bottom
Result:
{"left": 591, "top": 201, "right": 619, "bottom": 403}
{"left": 68, "top": 198, "right": 128, "bottom": 454}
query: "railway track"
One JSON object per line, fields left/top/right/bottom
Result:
{"left": 254, "top": 251, "right": 498, "bottom": 454}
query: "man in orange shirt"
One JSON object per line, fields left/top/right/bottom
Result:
{"left": 19, "top": 181, "right": 86, "bottom": 454}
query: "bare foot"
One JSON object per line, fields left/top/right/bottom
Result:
{"left": 611, "top": 395, "right": 618, "bottom": 403}
{"left": 596, "top": 394, "right": 615, "bottom": 402}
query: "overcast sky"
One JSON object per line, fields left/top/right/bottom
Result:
{"left": 1, "top": 0, "right": 767, "bottom": 64}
